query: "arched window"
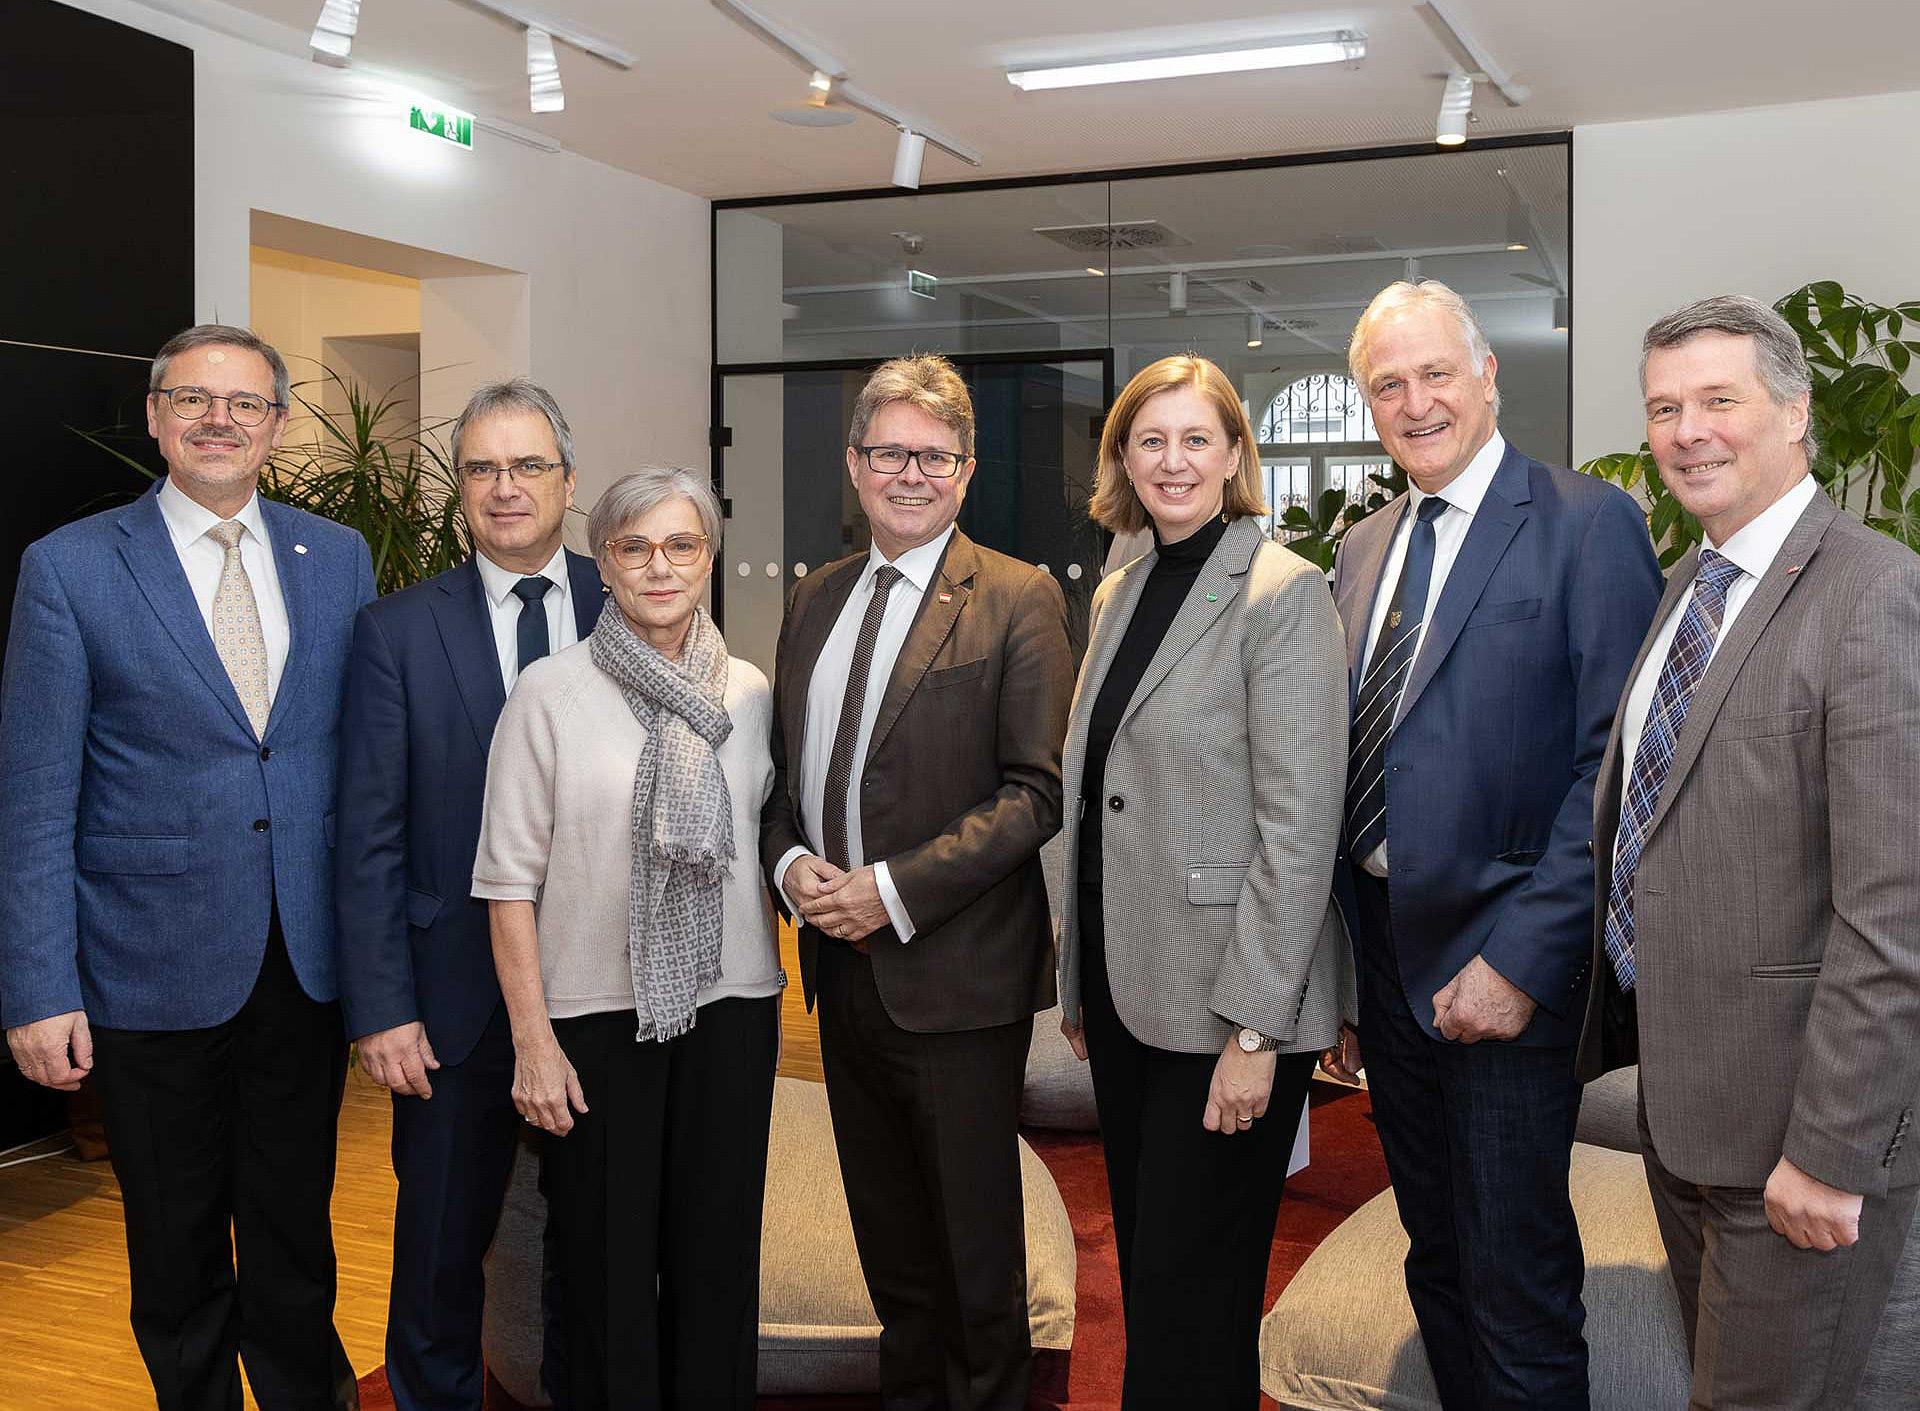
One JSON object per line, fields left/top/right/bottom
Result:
{"left": 1255, "top": 374, "right": 1391, "bottom": 540}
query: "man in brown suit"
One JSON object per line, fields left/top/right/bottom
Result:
{"left": 1578, "top": 295, "right": 1920, "bottom": 1409}
{"left": 761, "top": 354, "right": 1073, "bottom": 1410}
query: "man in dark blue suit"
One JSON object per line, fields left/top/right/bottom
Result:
{"left": 2, "top": 325, "right": 375, "bottom": 1410}
{"left": 1322, "top": 282, "right": 1662, "bottom": 1410}
{"left": 334, "top": 379, "right": 603, "bottom": 1411}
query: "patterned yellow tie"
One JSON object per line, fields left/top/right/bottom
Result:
{"left": 206, "top": 521, "right": 271, "bottom": 738}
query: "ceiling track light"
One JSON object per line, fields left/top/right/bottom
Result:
{"left": 309, "top": 0, "right": 360, "bottom": 65}
{"left": 1006, "top": 30, "right": 1365, "bottom": 91}
{"left": 527, "top": 26, "right": 564, "bottom": 113}
{"left": 1505, "top": 200, "right": 1530, "bottom": 250}
{"left": 710, "top": 0, "right": 981, "bottom": 180}
{"left": 1168, "top": 271, "right": 1188, "bottom": 316}
{"left": 1552, "top": 295, "right": 1570, "bottom": 332}
{"left": 892, "top": 130, "right": 927, "bottom": 189}
{"left": 1246, "top": 312, "right": 1266, "bottom": 349}
{"left": 1435, "top": 70, "right": 1474, "bottom": 146}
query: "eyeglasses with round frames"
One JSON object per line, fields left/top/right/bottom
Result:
{"left": 604, "top": 533, "right": 710, "bottom": 569}
{"left": 154, "top": 386, "right": 283, "bottom": 427}
{"left": 856, "top": 445, "right": 967, "bottom": 478}
{"left": 457, "top": 459, "right": 566, "bottom": 484}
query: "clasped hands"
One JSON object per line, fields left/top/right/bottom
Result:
{"left": 784, "top": 855, "right": 889, "bottom": 951}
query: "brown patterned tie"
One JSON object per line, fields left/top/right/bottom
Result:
{"left": 206, "top": 520, "right": 271, "bottom": 738}
{"left": 821, "top": 566, "right": 903, "bottom": 870}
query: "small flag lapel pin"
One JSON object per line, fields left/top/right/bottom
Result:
{"left": 293, "top": 544, "right": 308, "bottom": 555}
{"left": 938, "top": 590, "right": 953, "bottom": 603}
{"left": 1786, "top": 564, "right": 1803, "bottom": 575}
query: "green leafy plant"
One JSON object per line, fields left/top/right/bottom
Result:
{"left": 1279, "top": 464, "right": 1408, "bottom": 571}
{"left": 74, "top": 370, "right": 470, "bottom": 594}
{"left": 1580, "top": 281, "right": 1920, "bottom": 566}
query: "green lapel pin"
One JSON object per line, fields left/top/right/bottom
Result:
{"left": 1205, "top": 592, "right": 1218, "bottom": 602}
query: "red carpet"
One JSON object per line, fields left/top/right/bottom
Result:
{"left": 357, "top": 1085, "right": 1388, "bottom": 1410}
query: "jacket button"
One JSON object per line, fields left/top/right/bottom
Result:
{"left": 259, "top": 746, "right": 272, "bottom": 761}
{"left": 252, "top": 819, "right": 270, "bottom": 833}
{"left": 1108, "top": 795, "right": 1124, "bottom": 813}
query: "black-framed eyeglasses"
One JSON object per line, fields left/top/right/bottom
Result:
{"left": 457, "top": 458, "right": 566, "bottom": 484}
{"left": 856, "top": 445, "right": 967, "bottom": 478}
{"left": 154, "top": 386, "right": 283, "bottom": 427}
{"left": 604, "top": 533, "right": 709, "bottom": 568}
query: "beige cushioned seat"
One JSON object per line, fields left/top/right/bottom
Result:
{"left": 484, "top": 1075, "right": 1076, "bottom": 1402}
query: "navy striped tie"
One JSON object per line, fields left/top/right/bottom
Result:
{"left": 1345, "top": 496, "right": 1448, "bottom": 865}
{"left": 1601, "top": 550, "right": 1743, "bottom": 991}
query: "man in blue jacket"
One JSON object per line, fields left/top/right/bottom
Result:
{"left": 1, "top": 325, "right": 374, "bottom": 1410}
{"left": 1325, "top": 281, "right": 1662, "bottom": 1410}
{"left": 333, "top": 380, "right": 603, "bottom": 1411}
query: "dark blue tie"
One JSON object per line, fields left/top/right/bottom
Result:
{"left": 1601, "top": 549, "right": 1744, "bottom": 991}
{"left": 511, "top": 576, "right": 552, "bottom": 674}
{"left": 1346, "top": 496, "right": 1448, "bottom": 865}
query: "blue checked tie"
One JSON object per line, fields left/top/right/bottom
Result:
{"left": 1601, "top": 550, "right": 1744, "bottom": 991}
{"left": 1346, "top": 496, "right": 1448, "bottom": 865}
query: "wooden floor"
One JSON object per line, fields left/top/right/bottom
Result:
{"left": 0, "top": 923, "right": 823, "bottom": 1409}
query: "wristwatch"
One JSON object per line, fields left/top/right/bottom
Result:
{"left": 1237, "top": 1026, "right": 1282, "bottom": 1053}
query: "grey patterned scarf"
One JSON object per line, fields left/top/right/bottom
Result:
{"left": 588, "top": 605, "right": 735, "bottom": 1042}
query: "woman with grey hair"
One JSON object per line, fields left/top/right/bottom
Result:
{"left": 472, "top": 467, "right": 781, "bottom": 1408}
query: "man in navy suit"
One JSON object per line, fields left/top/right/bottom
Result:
{"left": 334, "top": 379, "right": 603, "bottom": 1411}
{"left": 1, "top": 325, "right": 375, "bottom": 1410}
{"left": 1322, "top": 282, "right": 1662, "bottom": 1410}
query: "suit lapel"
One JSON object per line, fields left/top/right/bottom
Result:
{"left": 116, "top": 488, "right": 257, "bottom": 738}
{"left": 1642, "top": 493, "right": 1839, "bottom": 844}
{"left": 1397, "top": 444, "right": 1531, "bottom": 726}
{"left": 1115, "top": 518, "right": 1262, "bottom": 734}
{"left": 259, "top": 499, "right": 313, "bottom": 743}
{"left": 864, "top": 532, "right": 974, "bottom": 766}
{"left": 1338, "top": 496, "right": 1407, "bottom": 713}
{"left": 566, "top": 548, "right": 608, "bottom": 640}
{"left": 430, "top": 560, "right": 508, "bottom": 751}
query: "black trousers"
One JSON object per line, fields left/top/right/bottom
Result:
{"left": 541, "top": 996, "right": 778, "bottom": 1411}
{"left": 384, "top": 1001, "right": 522, "bottom": 1411}
{"left": 89, "top": 918, "right": 352, "bottom": 1411}
{"left": 1077, "top": 879, "right": 1315, "bottom": 1410}
{"left": 1352, "top": 871, "right": 1589, "bottom": 1411}
{"left": 814, "top": 938, "right": 1033, "bottom": 1411}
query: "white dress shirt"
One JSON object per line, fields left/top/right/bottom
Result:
{"left": 773, "top": 526, "right": 957, "bottom": 942}
{"left": 157, "top": 476, "right": 291, "bottom": 702}
{"left": 1615, "top": 474, "right": 1819, "bottom": 819}
{"left": 1354, "top": 432, "right": 1508, "bottom": 876}
{"left": 475, "top": 545, "right": 578, "bottom": 695}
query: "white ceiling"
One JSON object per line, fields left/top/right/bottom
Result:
{"left": 202, "top": 0, "right": 1920, "bottom": 199}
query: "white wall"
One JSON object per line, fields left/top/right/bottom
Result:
{"left": 64, "top": 0, "right": 710, "bottom": 520}
{"left": 1573, "top": 88, "right": 1920, "bottom": 465}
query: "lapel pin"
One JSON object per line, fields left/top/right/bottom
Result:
{"left": 1205, "top": 592, "right": 1219, "bottom": 602}
{"left": 294, "top": 544, "right": 308, "bottom": 555}
{"left": 1387, "top": 609, "right": 1402, "bottom": 629}
{"left": 1786, "top": 564, "right": 1802, "bottom": 575}
{"left": 938, "top": 591, "right": 953, "bottom": 604}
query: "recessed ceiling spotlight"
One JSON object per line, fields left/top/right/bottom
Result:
{"left": 309, "top": 0, "right": 360, "bottom": 65}
{"left": 1007, "top": 31, "right": 1365, "bottom": 91}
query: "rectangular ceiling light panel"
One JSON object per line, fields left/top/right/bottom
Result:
{"left": 1008, "top": 31, "right": 1364, "bottom": 91}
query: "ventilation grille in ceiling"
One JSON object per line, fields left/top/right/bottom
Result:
{"left": 1033, "top": 220, "right": 1193, "bottom": 253}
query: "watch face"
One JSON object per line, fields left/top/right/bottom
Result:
{"left": 1238, "top": 1028, "right": 1258, "bottom": 1051}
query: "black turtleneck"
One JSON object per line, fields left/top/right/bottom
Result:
{"left": 1077, "top": 511, "right": 1232, "bottom": 885}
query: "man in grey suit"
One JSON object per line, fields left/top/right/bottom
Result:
{"left": 1578, "top": 295, "right": 1920, "bottom": 1409}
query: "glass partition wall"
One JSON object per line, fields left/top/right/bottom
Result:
{"left": 712, "top": 134, "right": 1570, "bottom": 675}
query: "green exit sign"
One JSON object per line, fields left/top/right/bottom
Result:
{"left": 409, "top": 104, "right": 473, "bottom": 149}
